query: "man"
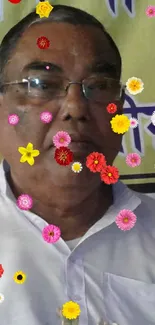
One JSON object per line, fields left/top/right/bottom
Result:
{"left": 0, "top": 4, "right": 155, "bottom": 325}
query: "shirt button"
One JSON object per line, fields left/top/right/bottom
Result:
{"left": 72, "top": 295, "right": 81, "bottom": 301}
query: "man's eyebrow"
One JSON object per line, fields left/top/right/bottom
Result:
{"left": 88, "top": 61, "right": 118, "bottom": 75}
{"left": 22, "top": 61, "right": 63, "bottom": 73}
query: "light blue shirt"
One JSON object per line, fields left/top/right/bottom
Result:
{"left": 0, "top": 160, "right": 155, "bottom": 325}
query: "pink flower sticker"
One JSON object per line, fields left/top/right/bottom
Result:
{"left": 115, "top": 209, "right": 137, "bottom": 231}
{"left": 8, "top": 114, "right": 19, "bottom": 125}
{"left": 53, "top": 131, "right": 71, "bottom": 148}
{"left": 146, "top": 5, "right": 155, "bottom": 17}
{"left": 126, "top": 153, "right": 141, "bottom": 167}
{"left": 42, "top": 224, "right": 61, "bottom": 243}
{"left": 129, "top": 117, "right": 138, "bottom": 129}
{"left": 40, "top": 111, "right": 53, "bottom": 124}
{"left": 17, "top": 194, "right": 33, "bottom": 210}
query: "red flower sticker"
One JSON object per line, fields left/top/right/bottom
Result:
{"left": 54, "top": 147, "right": 73, "bottom": 166}
{"left": 100, "top": 165, "right": 119, "bottom": 184}
{"left": 106, "top": 103, "right": 117, "bottom": 114}
{"left": 8, "top": 0, "right": 22, "bottom": 3}
{"left": 86, "top": 152, "right": 106, "bottom": 173}
{"left": 0, "top": 264, "right": 4, "bottom": 278}
{"left": 37, "top": 36, "right": 50, "bottom": 49}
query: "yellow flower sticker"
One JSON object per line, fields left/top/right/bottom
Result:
{"left": 126, "top": 77, "right": 144, "bottom": 95}
{"left": 62, "top": 301, "right": 81, "bottom": 320}
{"left": 13, "top": 271, "right": 27, "bottom": 284}
{"left": 18, "top": 142, "right": 40, "bottom": 166}
{"left": 36, "top": 1, "right": 54, "bottom": 18}
{"left": 110, "top": 114, "right": 130, "bottom": 134}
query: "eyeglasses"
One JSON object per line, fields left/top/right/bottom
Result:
{"left": 0, "top": 75, "right": 125, "bottom": 104}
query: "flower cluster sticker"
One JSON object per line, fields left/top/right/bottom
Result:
{"left": 54, "top": 147, "right": 73, "bottom": 166}
{"left": 110, "top": 114, "right": 130, "bottom": 134}
{"left": 36, "top": 1, "right": 54, "bottom": 18}
{"left": 18, "top": 142, "right": 40, "bottom": 166}
{"left": 86, "top": 152, "right": 119, "bottom": 185}
{"left": 53, "top": 131, "right": 71, "bottom": 148}
{"left": 146, "top": 5, "right": 155, "bottom": 17}
{"left": 40, "top": 111, "right": 53, "bottom": 124}
{"left": 17, "top": 194, "right": 33, "bottom": 210}
{"left": 42, "top": 224, "right": 61, "bottom": 243}
{"left": 13, "top": 271, "right": 27, "bottom": 284}
{"left": 37, "top": 36, "right": 50, "bottom": 49}
{"left": 115, "top": 209, "right": 137, "bottom": 231}
{"left": 126, "top": 77, "right": 144, "bottom": 95}
{"left": 126, "top": 153, "right": 141, "bottom": 168}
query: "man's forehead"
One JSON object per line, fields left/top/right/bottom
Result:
{"left": 6, "top": 22, "right": 118, "bottom": 78}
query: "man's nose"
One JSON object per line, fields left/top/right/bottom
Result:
{"left": 61, "top": 83, "right": 90, "bottom": 121}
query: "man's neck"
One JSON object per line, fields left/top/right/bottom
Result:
{"left": 7, "top": 171, "right": 113, "bottom": 241}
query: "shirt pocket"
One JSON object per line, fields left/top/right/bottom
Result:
{"left": 102, "top": 272, "right": 155, "bottom": 325}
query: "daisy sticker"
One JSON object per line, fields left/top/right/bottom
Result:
{"left": 151, "top": 111, "right": 155, "bottom": 126}
{"left": 62, "top": 301, "right": 81, "bottom": 320}
{"left": 115, "top": 209, "right": 137, "bottom": 231}
{"left": 37, "top": 36, "right": 50, "bottom": 49}
{"left": 42, "top": 224, "right": 61, "bottom": 243}
{"left": 53, "top": 131, "right": 71, "bottom": 148}
{"left": 71, "top": 162, "right": 83, "bottom": 173}
{"left": 129, "top": 117, "right": 138, "bottom": 129}
{"left": 126, "top": 77, "right": 144, "bottom": 95}
{"left": 17, "top": 194, "right": 33, "bottom": 210}
{"left": 13, "top": 271, "right": 27, "bottom": 284}
{"left": 126, "top": 153, "right": 141, "bottom": 168}
{"left": 0, "top": 294, "right": 4, "bottom": 304}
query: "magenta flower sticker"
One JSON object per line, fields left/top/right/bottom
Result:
{"left": 115, "top": 209, "right": 137, "bottom": 231}
{"left": 126, "top": 153, "right": 141, "bottom": 167}
{"left": 146, "top": 5, "right": 155, "bottom": 17}
{"left": 53, "top": 131, "right": 71, "bottom": 148}
{"left": 8, "top": 114, "right": 19, "bottom": 125}
{"left": 42, "top": 224, "right": 61, "bottom": 243}
{"left": 40, "top": 111, "right": 53, "bottom": 124}
{"left": 129, "top": 117, "right": 138, "bottom": 129}
{"left": 17, "top": 194, "right": 33, "bottom": 210}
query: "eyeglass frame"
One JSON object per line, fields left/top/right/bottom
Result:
{"left": 0, "top": 76, "right": 126, "bottom": 102}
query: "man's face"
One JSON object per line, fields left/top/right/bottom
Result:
{"left": 0, "top": 22, "right": 124, "bottom": 190}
